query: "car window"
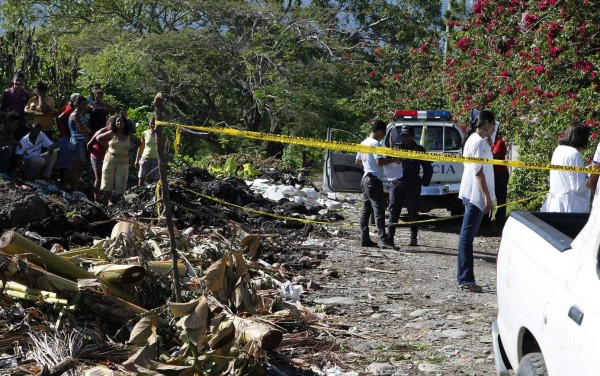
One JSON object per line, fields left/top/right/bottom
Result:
{"left": 385, "top": 124, "right": 462, "bottom": 152}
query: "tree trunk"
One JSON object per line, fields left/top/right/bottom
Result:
{"left": 261, "top": 113, "right": 283, "bottom": 157}
{"left": 147, "top": 260, "right": 187, "bottom": 277}
{"left": 0, "top": 253, "right": 147, "bottom": 323}
{"left": 89, "top": 264, "right": 147, "bottom": 283}
{"left": 0, "top": 231, "right": 134, "bottom": 302}
{"left": 244, "top": 101, "right": 262, "bottom": 133}
{"left": 154, "top": 93, "right": 183, "bottom": 302}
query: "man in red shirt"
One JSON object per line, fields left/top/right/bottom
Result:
{"left": 491, "top": 133, "right": 509, "bottom": 226}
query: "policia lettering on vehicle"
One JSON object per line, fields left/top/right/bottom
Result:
{"left": 355, "top": 120, "right": 398, "bottom": 250}
{"left": 388, "top": 125, "right": 433, "bottom": 247}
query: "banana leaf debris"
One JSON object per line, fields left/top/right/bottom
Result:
{"left": 0, "top": 168, "right": 354, "bottom": 375}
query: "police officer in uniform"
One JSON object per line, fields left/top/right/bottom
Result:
{"left": 388, "top": 125, "right": 433, "bottom": 246}
{"left": 356, "top": 120, "right": 397, "bottom": 249}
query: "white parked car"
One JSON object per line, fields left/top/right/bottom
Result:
{"left": 492, "top": 204, "right": 600, "bottom": 375}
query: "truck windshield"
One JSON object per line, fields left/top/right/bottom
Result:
{"left": 386, "top": 124, "right": 463, "bottom": 152}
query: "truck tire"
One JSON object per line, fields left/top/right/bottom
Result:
{"left": 517, "top": 353, "right": 548, "bottom": 376}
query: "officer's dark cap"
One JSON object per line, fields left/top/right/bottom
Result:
{"left": 400, "top": 125, "right": 414, "bottom": 135}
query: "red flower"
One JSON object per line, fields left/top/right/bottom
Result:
{"left": 534, "top": 65, "right": 546, "bottom": 75}
{"left": 522, "top": 13, "right": 539, "bottom": 30}
{"left": 546, "top": 22, "right": 563, "bottom": 46}
{"left": 585, "top": 119, "right": 599, "bottom": 128}
{"left": 420, "top": 44, "right": 429, "bottom": 53}
{"left": 549, "top": 46, "right": 564, "bottom": 59}
{"left": 369, "top": 71, "right": 376, "bottom": 77}
{"left": 457, "top": 37, "right": 472, "bottom": 52}
{"left": 572, "top": 60, "right": 593, "bottom": 72}
{"left": 567, "top": 91, "right": 576, "bottom": 99}
{"left": 473, "top": 0, "right": 485, "bottom": 14}
{"left": 537, "top": 0, "right": 557, "bottom": 11}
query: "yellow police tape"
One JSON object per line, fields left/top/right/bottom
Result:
{"left": 156, "top": 120, "right": 600, "bottom": 175}
{"left": 167, "top": 181, "right": 547, "bottom": 228}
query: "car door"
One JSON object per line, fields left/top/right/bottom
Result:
{"left": 554, "top": 239, "right": 600, "bottom": 375}
{"left": 322, "top": 127, "right": 363, "bottom": 193}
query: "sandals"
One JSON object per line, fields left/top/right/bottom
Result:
{"left": 459, "top": 283, "right": 483, "bottom": 293}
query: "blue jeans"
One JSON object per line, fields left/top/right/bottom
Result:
{"left": 457, "top": 197, "right": 484, "bottom": 285}
{"left": 0, "top": 145, "right": 14, "bottom": 173}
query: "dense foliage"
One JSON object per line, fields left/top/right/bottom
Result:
{"left": 1, "top": 0, "right": 599, "bottom": 206}
{"left": 447, "top": 0, "right": 600, "bottom": 208}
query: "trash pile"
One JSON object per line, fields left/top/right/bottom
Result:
{"left": 0, "top": 168, "right": 352, "bottom": 375}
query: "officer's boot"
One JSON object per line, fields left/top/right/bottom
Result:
{"left": 409, "top": 227, "right": 418, "bottom": 246}
{"left": 387, "top": 225, "right": 396, "bottom": 246}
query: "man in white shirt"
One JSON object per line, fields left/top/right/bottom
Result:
{"left": 355, "top": 120, "right": 397, "bottom": 249}
{"left": 457, "top": 110, "right": 496, "bottom": 293}
{"left": 15, "top": 122, "right": 57, "bottom": 180}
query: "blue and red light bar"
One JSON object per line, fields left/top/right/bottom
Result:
{"left": 393, "top": 110, "right": 451, "bottom": 121}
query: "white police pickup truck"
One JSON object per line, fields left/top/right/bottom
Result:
{"left": 492, "top": 204, "right": 600, "bottom": 375}
{"left": 323, "top": 110, "right": 465, "bottom": 214}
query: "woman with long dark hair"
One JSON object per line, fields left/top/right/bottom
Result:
{"left": 95, "top": 114, "right": 140, "bottom": 205}
{"left": 456, "top": 110, "right": 496, "bottom": 293}
{"left": 68, "top": 95, "right": 90, "bottom": 192}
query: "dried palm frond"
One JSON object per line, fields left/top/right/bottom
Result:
{"left": 28, "top": 327, "right": 129, "bottom": 375}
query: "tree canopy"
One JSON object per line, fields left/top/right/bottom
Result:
{"left": 1, "top": 0, "right": 599, "bottom": 203}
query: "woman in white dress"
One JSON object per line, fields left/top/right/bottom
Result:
{"left": 541, "top": 123, "right": 591, "bottom": 213}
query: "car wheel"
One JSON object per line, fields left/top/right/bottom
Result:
{"left": 517, "top": 353, "right": 548, "bottom": 376}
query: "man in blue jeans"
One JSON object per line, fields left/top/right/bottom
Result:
{"left": 355, "top": 120, "right": 397, "bottom": 250}
{"left": 457, "top": 110, "right": 496, "bottom": 293}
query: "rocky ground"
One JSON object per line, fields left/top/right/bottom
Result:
{"left": 291, "top": 192, "right": 501, "bottom": 376}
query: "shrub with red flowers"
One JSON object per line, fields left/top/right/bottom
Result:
{"left": 447, "top": 0, "right": 600, "bottom": 209}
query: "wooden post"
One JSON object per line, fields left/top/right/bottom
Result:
{"left": 153, "top": 93, "right": 183, "bottom": 302}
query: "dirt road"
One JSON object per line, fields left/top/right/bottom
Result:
{"left": 300, "top": 195, "right": 501, "bottom": 375}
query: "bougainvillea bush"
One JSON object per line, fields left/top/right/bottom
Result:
{"left": 447, "top": 0, "right": 600, "bottom": 209}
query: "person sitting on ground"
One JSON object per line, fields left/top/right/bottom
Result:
{"left": 0, "top": 113, "right": 20, "bottom": 175}
{"left": 87, "top": 116, "right": 113, "bottom": 202}
{"left": 14, "top": 123, "right": 57, "bottom": 180}
{"left": 24, "top": 81, "right": 55, "bottom": 140}
{"left": 135, "top": 117, "right": 165, "bottom": 186}
{"left": 68, "top": 95, "right": 90, "bottom": 192}
{"left": 96, "top": 114, "right": 140, "bottom": 205}
{"left": 1, "top": 71, "right": 30, "bottom": 140}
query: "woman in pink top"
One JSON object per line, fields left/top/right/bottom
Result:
{"left": 87, "top": 116, "right": 113, "bottom": 202}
